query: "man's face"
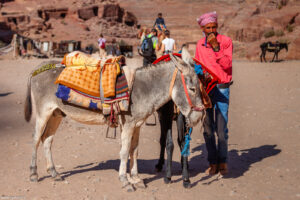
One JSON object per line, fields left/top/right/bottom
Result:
{"left": 201, "top": 22, "right": 218, "bottom": 37}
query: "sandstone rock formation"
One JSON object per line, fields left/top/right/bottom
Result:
{"left": 1, "top": 0, "right": 299, "bottom": 60}
{"left": 221, "top": 0, "right": 300, "bottom": 60}
{"left": 0, "top": 0, "right": 138, "bottom": 48}
{"left": 120, "top": 0, "right": 300, "bottom": 61}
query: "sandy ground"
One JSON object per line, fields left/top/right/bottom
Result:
{"left": 0, "top": 57, "right": 299, "bottom": 200}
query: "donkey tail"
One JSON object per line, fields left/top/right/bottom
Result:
{"left": 24, "top": 76, "right": 32, "bottom": 122}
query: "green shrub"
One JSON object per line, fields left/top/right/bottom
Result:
{"left": 275, "top": 30, "right": 284, "bottom": 37}
{"left": 286, "top": 24, "right": 294, "bottom": 32}
{"left": 278, "top": 38, "right": 289, "bottom": 44}
{"left": 264, "top": 30, "right": 275, "bottom": 38}
{"left": 277, "top": 4, "right": 282, "bottom": 10}
{"left": 61, "top": 20, "right": 67, "bottom": 25}
{"left": 119, "top": 40, "right": 128, "bottom": 46}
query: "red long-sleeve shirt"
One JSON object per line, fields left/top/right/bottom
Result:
{"left": 195, "top": 34, "right": 233, "bottom": 84}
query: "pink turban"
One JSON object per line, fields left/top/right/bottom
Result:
{"left": 197, "top": 11, "right": 218, "bottom": 26}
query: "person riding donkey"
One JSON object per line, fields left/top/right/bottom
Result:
{"left": 195, "top": 11, "right": 233, "bottom": 175}
{"left": 153, "top": 13, "right": 167, "bottom": 31}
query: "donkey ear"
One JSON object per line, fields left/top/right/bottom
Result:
{"left": 181, "top": 46, "right": 195, "bottom": 66}
{"left": 170, "top": 54, "right": 187, "bottom": 73}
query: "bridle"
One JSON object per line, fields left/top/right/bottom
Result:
{"left": 169, "top": 61, "right": 205, "bottom": 113}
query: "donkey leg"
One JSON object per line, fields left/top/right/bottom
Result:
{"left": 176, "top": 112, "right": 191, "bottom": 188}
{"left": 181, "top": 156, "right": 191, "bottom": 188}
{"left": 164, "top": 129, "right": 174, "bottom": 184}
{"left": 155, "top": 109, "right": 167, "bottom": 172}
{"left": 263, "top": 52, "right": 267, "bottom": 62}
{"left": 30, "top": 113, "right": 53, "bottom": 182}
{"left": 119, "top": 123, "right": 135, "bottom": 192}
{"left": 158, "top": 101, "right": 174, "bottom": 184}
{"left": 30, "top": 121, "right": 42, "bottom": 182}
{"left": 41, "top": 110, "right": 63, "bottom": 181}
{"left": 129, "top": 127, "right": 145, "bottom": 189}
{"left": 272, "top": 52, "right": 276, "bottom": 62}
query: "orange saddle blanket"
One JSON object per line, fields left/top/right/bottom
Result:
{"left": 55, "top": 51, "right": 125, "bottom": 98}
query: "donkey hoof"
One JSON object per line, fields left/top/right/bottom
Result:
{"left": 155, "top": 164, "right": 163, "bottom": 172}
{"left": 183, "top": 180, "right": 191, "bottom": 189}
{"left": 30, "top": 174, "right": 38, "bottom": 182}
{"left": 164, "top": 177, "right": 171, "bottom": 184}
{"left": 123, "top": 184, "right": 135, "bottom": 192}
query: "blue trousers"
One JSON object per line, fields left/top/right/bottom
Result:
{"left": 203, "top": 85, "right": 230, "bottom": 164}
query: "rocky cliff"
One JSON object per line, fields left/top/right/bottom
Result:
{"left": 1, "top": 0, "right": 299, "bottom": 60}
{"left": 120, "top": 0, "right": 300, "bottom": 61}
{"left": 0, "top": 0, "right": 138, "bottom": 47}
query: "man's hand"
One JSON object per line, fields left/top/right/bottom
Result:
{"left": 204, "top": 72, "right": 213, "bottom": 84}
{"left": 207, "top": 33, "right": 220, "bottom": 52}
{"left": 199, "top": 72, "right": 213, "bottom": 89}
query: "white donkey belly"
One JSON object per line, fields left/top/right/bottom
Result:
{"left": 56, "top": 101, "right": 108, "bottom": 125}
{"left": 69, "top": 113, "right": 107, "bottom": 125}
{"left": 65, "top": 109, "right": 107, "bottom": 125}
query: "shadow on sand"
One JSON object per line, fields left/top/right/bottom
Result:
{"left": 0, "top": 92, "right": 13, "bottom": 97}
{"left": 39, "top": 144, "right": 281, "bottom": 186}
{"left": 189, "top": 144, "right": 281, "bottom": 187}
{"left": 39, "top": 158, "right": 182, "bottom": 183}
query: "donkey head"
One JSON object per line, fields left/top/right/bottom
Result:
{"left": 169, "top": 47, "right": 205, "bottom": 127}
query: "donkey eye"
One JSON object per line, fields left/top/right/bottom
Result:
{"left": 189, "top": 87, "right": 196, "bottom": 93}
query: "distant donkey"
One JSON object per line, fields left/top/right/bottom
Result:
{"left": 260, "top": 41, "right": 288, "bottom": 62}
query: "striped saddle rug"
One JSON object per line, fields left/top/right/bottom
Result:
{"left": 55, "top": 82, "right": 129, "bottom": 115}
{"left": 55, "top": 51, "right": 128, "bottom": 98}
{"left": 55, "top": 51, "right": 129, "bottom": 114}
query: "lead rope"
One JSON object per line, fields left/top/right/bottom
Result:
{"left": 181, "top": 127, "right": 192, "bottom": 157}
{"left": 180, "top": 106, "right": 207, "bottom": 157}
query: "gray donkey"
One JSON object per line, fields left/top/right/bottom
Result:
{"left": 24, "top": 47, "right": 205, "bottom": 192}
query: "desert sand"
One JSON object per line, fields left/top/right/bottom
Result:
{"left": 0, "top": 57, "right": 299, "bottom": 200}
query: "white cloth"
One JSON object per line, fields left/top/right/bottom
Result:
{"left": 162, "top": 38, "right": 175, "bottom": 52}
{"left": 98, "top": 38, "right": 106, "bottom": 47}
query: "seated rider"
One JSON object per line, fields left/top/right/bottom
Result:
{"left": 153, "top": 13, "right": 167, "bottom": 31}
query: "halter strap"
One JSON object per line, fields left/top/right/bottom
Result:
{"left": 169, "top": 68, "right": 178, "bottom": 97}
{"left": 169, "top": 64, "right": 205, "bottom": 112}
{"left": 181, "top": 73, "right": 205, "bottom": 112}
{"left": 180, "top": 73, "right": 193, "bottom": 107}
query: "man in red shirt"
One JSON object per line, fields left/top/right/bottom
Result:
{"left": 195, "top": 11, "right": 233, "bottom": 175}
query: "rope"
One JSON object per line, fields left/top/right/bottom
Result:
{"left": 180, "top": 105, "right": 206, "bottom": 157}
{"left": 181, "top": 127, "right": 192, "bottom": 157}
{"left": 31, "top": 63, "right": 57, "bottom": 77}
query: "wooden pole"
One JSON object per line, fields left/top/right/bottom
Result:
{"left": 12, "top": 34, "right": 17, "bottom": 59}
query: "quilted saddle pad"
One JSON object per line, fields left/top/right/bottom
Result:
{"left": 55, "top": 51, "right": 126, "bottom": 97}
